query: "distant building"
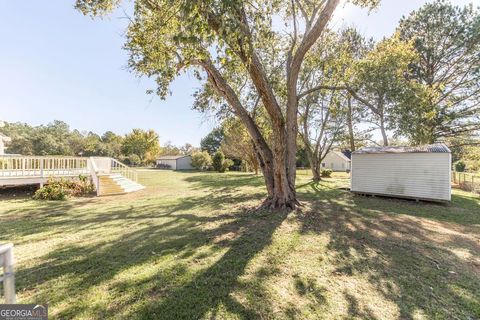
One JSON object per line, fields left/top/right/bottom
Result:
{"left": 0, "top": 133, "right": 11, "bottom": 155}
{"left": 156, "top": 155, "right": 193, "bottom": 170}
{"left": 321, "top": 151, "right": 351, "bottom": 172}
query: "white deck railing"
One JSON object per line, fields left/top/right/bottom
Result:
{"left": 90, "top": 157, "right": 138, "bottom": 182}
{"left": 0, "top": 156, "right": 89, "bottom": 178}
{"left": 111, "top": 158, "right": 138, "bottom": 182}
{"left": 0, "top": 156, "right": 139, "bottom": 196}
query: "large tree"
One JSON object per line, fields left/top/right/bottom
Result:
{"left": 396, "top": 0, "right": 480, "bottom": 144}
{"left": 76, "top": 0, "right": 377, "bottom": 209}
{"left": 32, "top": 121, "right": 73, "bottom": 155}
{"left": 122, "top": 128, "right": 161, "bottom": 162}
{"left": 100, "top": 131, "right": 124, "bottom": 158}
{"left": 200, "top": 128, "right": 224, "bottom": 155}
{"left": 346, "top": 35, "right": 417, "bottom": 146}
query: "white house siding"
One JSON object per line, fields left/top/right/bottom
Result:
{"left": 0, "top": 134, "right": 10, "bottom": 155}
{"left": 176, "top": 156, "right": 193, "bottom": 170}
{"left": 322, "top": 152, "right": 351, "bottom": 172}
{"left": 351, "top": 153, "right": 451, "bottom": 201}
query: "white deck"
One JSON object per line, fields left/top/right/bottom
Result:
{"left": 0, "top": 156, "right": 139, "bottom": 195}
{"left": 0, "top": 156, "right": 90, "bottom": 186}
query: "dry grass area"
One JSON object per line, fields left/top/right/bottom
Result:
{"left": 0, "top": 170, "right": 479, "bottom": 319}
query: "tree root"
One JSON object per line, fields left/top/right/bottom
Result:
{"left": 257, "top": 197, "right": 302, "bottom": 212}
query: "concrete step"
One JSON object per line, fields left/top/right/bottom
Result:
{"left": 98, "top": 174, "right": 145, "bottom": 196}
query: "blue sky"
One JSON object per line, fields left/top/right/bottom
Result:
{"left": 0, "top": 0, "right": 472, "bottom": 146}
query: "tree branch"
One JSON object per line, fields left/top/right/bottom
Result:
{"left": 195, "top": 58, "right": 273, "bottom": 165}
{"left": 298, "top": 85, "right": 347, "bottom": 100}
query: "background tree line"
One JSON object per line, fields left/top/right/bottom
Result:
{"left": 0, "top": 120, "right": 195, "bottom": 166}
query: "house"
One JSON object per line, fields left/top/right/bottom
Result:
{"left": 321, "top": 150, "right": 351, "bottom": 172}
{"left": 0, "top": 132, "right": 11, "bottom": 155}
{"left": 156, "top": 155, "right": 193, "bottom": 170}
{"left": 350, "top": 143, "right": 451, "bottom": 202}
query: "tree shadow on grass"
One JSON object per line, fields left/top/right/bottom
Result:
{"left": 296, "top": 180, "right": 349, "bottom": 204}
{"left": 9, "top": 173, "right": 479, "bottom": 318}
{"left": 351, "top": 193, "right": 480, "bottom": 226}
{"left": 0, "top": 198, "right": 103, "bottom": 243}
{"left": 14, "top": 189, "right": 287, "bottom": 319}
{"left": 297, "top": 195, "right": 480, "bottom": 319}
{"left": 297, "top": 180, "right": 480, "bottom": 226}
{"left": 128, "top": 210, "right": 288, "bottom": 319}
{"left": 0, "top": 184, "right": 266, "bottom": 242}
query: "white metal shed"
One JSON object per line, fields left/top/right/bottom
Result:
{"left": 351, "top": 143, "right": 451, "bottom": 202}
{"left": 156, "top": 155, "right": 193, "bottom": 170}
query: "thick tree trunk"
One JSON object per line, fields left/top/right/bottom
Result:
{"left": 201, "top": 59, "right": 282, "bottom": 207}
{"left": 253, "top": 144, "right": 274, "bottom": 198}
{"left": 255, "top": 150, "right": 297, "bottom": 209}
{"left": 266, "top": 166, "right": 297, "bottom": 209}
{"left": 259, "top": 127, "right": 298, "bottom": 210}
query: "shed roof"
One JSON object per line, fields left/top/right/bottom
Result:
{"left": 353, "top": 143, "right": 450, "bottom": 154}
{"left": 157, "top": 155, "right": 190, "bottom": 161}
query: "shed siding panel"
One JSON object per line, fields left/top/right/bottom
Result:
{"left": 351, "top": 153, "right": 451, "bottom": 201}
{"left": 176, "top": 156, "right": 193, "bottom": 170}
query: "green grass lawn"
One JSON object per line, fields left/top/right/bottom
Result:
{"left": 1, "top": 170, "right": 479, "bottom": 319}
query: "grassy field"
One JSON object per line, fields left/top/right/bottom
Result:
{"left": 0, "top": 170, "right": 479, "bottom": 319}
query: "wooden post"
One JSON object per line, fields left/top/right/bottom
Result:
{"left": 40, "top": 158, "right": 44, "bottom": 178}
{"left": 1, "top": 243, "right": 16, "bottom": 304}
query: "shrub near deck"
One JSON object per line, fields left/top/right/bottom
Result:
{"left": 0, "top": 170, "right": 479, "bottom": 319}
